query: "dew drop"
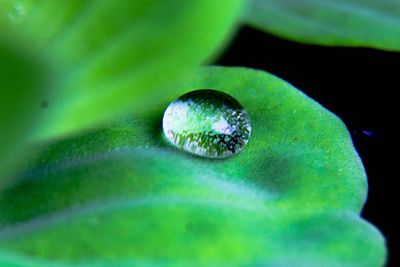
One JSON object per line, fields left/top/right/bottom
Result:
{"left": 162, "top": 89, "right": 251, "bottom": 158}
{"left": 8, "top": 2, "right": 27, "bottom": 24}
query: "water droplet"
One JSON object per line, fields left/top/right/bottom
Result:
{"left": 8, "top": 2, "right": 27, "bottom": 24}
{"left": 162, "top": 89, "right": 251, "bottom": 158}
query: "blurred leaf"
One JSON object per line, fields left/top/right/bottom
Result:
{"left": 0, "top": 67, "right": 386, "bottom": 266}
{"left": 0, "top": 0, "right": 244, "bottom": 139}
{"left": 244, "top": 0, "right": 400, "bottom": 51}
{"left": 0, "top": 37, "right": 50, "bottom": 182}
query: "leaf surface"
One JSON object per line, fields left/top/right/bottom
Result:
{"left": 0, "top": 37, "right": 50, "bottom": 181}
{"left": 0, "top": 0, "right": 244, "bottom": 138}
{"left": 245, "top": 0, "right": 400, "bottom": 51}
{"left": 0, "top": 67, "right": 386, "bottom": 266}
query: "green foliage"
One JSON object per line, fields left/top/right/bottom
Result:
{"left": 0, "top": 37, "right": 50, "bottom": 181}
{"left": 245, "top": 0, "right": 400, "bottom": 51}
{"left": 0, "top": 67, "right": 386, "bottom": 266}
{"left": 0, "top": 0, "right": 244, "bottom": 139}
{"left": 0, "top": 0, "right": 389, "bottom": 265}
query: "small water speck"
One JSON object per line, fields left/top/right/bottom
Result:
{"left": 362, "top": 130, "right": 377, "bottom": 137}
{"left": 8, "top": 2, "right": 27, "bottom": 24}
{"left": 40, "top": 100, "right": 49, "bottom": 108}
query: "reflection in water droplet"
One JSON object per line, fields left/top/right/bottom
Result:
{"left": 162, "top": 89, "right": 251, "bottom": 158}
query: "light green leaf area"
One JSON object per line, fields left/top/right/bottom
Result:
{"left": 0, "top": 67, "right": 385, "bottom": 266}
{"left": 0, "top": 0, "right": 243, "bottom": 139}
{"left": 0, "top": 38, "right": 50, "bottom": 182}
{"left": 244, "top": 0, "right": 400, "bottom": 51}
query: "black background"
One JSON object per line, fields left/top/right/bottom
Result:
{"left": 217, "top": 26, "right": 398, "bottom": 266}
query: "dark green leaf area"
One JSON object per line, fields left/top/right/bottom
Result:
{"left": 0, "top": 37, "right": 51, "bottom": 180}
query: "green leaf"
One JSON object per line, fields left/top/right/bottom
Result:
{"left": 0, "top": 0, "right": 244, "bottom": 139}
{"left": 244, "top": 0, "right": 400, "bottom": 51}
{"left": 0, "top": 36, "right": 50, "bottom": 182}
{"left": 0, "top": 67, "right": 385, "bottom": 265}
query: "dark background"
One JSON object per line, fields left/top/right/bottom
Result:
{"left": 217, "top": 26, "right": 398, "bottom": 266}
